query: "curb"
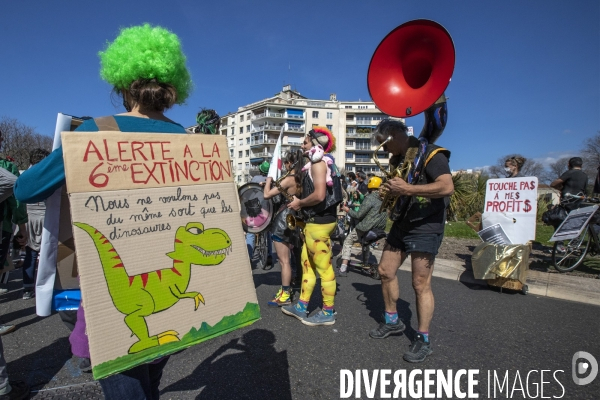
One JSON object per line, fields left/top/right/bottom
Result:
{"left": 358, "top": 248, "right": 600, "bottom": 307}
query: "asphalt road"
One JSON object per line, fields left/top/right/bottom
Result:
{"left": 1, "top": 255, "right": 599, "bottom": 399}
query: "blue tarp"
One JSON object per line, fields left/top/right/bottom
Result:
{"left": 52, "top": 289, "right": 81, "bottom": 311}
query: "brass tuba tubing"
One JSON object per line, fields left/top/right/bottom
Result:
{"left": 286, "top": 213, "right": 305, "bottom": 230}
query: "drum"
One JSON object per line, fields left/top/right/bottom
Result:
{"left": 238, "top": 182, "right": 273, "bottom": 233}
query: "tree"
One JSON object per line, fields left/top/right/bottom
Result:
{"left": 582, "top": 131, "right": 600, "bottom": 168}
{"left": 582, "top": 132, "right": 600, "bottom": 192}
{"left": 545, "top": 156, "right": 571, "bottom": 182}
{"left": 488, "top": 153, "right": 545, "bottom": 179}
{"left": 0, "top": 116, "right": 53, "bottom": 170}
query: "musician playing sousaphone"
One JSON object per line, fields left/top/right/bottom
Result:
{"left": 370, "top": 119, "right": 453, "bottom": 362}
{"left": 285, "top": 127, "right": 342, "bottom": 326}
{"left": 262, "top": 150, "right": 303, "bottom": 307}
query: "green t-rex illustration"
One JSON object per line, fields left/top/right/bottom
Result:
{"left": 74, "top": 221, "right": 232, "bottom": 354}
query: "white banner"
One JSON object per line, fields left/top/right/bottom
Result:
{"left": 36, "top": 113, "right": 72, "bottom": 316}
{"left": 268, "top": 126, "right": 284, "bottom": 180}
{"left": 482, "top": 177, "right": 538, "bottom": 245}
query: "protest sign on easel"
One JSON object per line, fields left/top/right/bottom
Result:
{"left": 550, "top": 205, "right": 598, "bottom": 242}
{"left": 481, "top": 177, "right": 538, "bottom": 244}
{"left": 62, "top": 131, "right": 259, "bottom": 379}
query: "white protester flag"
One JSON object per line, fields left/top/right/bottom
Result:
{"left": 268, "top": 126, "right": 284, "bottom": 179}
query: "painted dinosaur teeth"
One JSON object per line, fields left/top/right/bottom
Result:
{"left": 192, "top": 244, "right": 232, "bottom": 257}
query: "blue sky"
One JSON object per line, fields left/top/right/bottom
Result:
{"left": 1, "top": 0, "right": 598, "bottom": 171}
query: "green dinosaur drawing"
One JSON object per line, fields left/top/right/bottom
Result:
{"left": 73, "top": 221, "right": 232, "bottom": 354}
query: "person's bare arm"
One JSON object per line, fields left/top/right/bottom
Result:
{"left": 550, "top": 178, "right": 564, "bottom": 190}
{"left": 263, "top": 176, "right": 296, "bottom": 199}
{"left": 384, "top": 173, "right": 454, "bottom": 198}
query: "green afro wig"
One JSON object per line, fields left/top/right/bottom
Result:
{"left": 99, "top": 24, "right": 193, "bottom": 103}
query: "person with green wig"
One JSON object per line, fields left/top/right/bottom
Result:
{"left": 15, "top": 23, "right": 193, "bottom": 400}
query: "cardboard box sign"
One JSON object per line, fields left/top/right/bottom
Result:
{"left": 482, "top": 177, "right": 538, "bottom": 245}
{"left": 61, "top": 132, "right": 259, "bottom": 379}
{"left": 54, "top": 186, "right": 79, "bottom": 290}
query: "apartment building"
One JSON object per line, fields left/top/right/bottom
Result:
{"left": 210, "top": 85, "right": 403, "bottom": 184}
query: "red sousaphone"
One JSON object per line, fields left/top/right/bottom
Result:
{"left": 368, "top": 20, "right": 455, "bottom": 220}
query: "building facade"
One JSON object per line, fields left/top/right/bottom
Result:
{"left": 215, "top": 85, "right": 403, "bottom": 184}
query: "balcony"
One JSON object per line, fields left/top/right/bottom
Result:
{"left": 355, "top": 157, "right": 372, "bottom": 163}
{"left": 346, "top": 131, "right": 372, "bottom": 138}
{"left": 285, "top": 125, "right": 305, "bottom": 133}
{"left": 252, "top": 111, "right": 285, "bottom": 121}
{"left": 251, "top": 123, "right": 283, "bottom": 132}
{"left": 250, "top": 138, "right": 277, "bottom": 147}
{"left": 250, "top": 151, "right": 273, "bottom": 159}
{"left": 286, "top": 114, "right": 305, "bottom": 120}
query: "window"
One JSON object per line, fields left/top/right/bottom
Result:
{"left": 358, "top": 105, "right": 367, "bottom": 109}
{"left": 376, "top": 152, "right": 389, "bottom": 159}
{"left": 346, "top": 127, "right": 355, "bottom": 134}
{"left": 238, "top": 139, "right": 243, "bottom": 146}
{"left": 246, "top": 137, "right": 250, "bottom": 145}
{"left": 245, "top": 150, "right": 249, "bottom": 157}
{"left": 238, "top": 151, "right": 242, "bottom": 158}
{"left": 326, "top": 112, "right": 333, "bottom": 119}
{"left": 245, "top": 162, "right": 249, "bottom": 168}
{"left": 237, "top": 163, "right": 242, "bottom": 170}
{"left": 229, "top": 149, "right": 234, "bottom": 157}
{"left": 346, "top": 114, "right": 354, "bottom": 121}
{"left": 326, "top": 125, "right": 333, "bottom": 131}
{"left": 312, "top": 123, "right": 319, "bottom": 128}
{"left": 231, "top": 127, "right": 234, "bottom": 135}
{"left": 345, "top": 152, "right": 353, "bottom": 159}
{"left": 355, "top": 153, "right": 370, "bottom": 162}
{"left": 239, "top": 127, "right": 244, "bottom": 134}
{"left": 247, "top": 125, "right": 250, "bottom": 133}
{"left": 345, "top": 105, "right": 353, "bottom": 109}
{"left": 356, "top": 139, "right": 370, "bottom": 150}
{"left": 346, "top": 139, "right": 354, "bottom": 146}
{"left": 246, "top": 112, "right": 251, "bottom": 119}
{"left": 240, "top": 115, "right": 244, "bottom": 122}
{"left": 312, "top": 111, "right": 319, "bottom": 118}
{"left": 345, "top": 164, "right": 353, "bottom": 171}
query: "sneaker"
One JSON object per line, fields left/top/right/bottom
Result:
{"left": 337, "top": 267, "right": 348, "bottom": 277}
{"left": 369, "top": 319, "right": 406, "bottom": 339}
{"left": 0, "top": 325, "right": 16, "bottom": 336}
{"left": 556, "top": 243, "right": 566, "bottom": 253}
{"left": 0, "top": 381, "right": 30, "bottom": 400}
{"left": 403, "top": 333, "right": 433, "bottom": 363}
{"left": 267, "top": 288, "right": 291, "bottom": 307}
{"left": 281, "top": 304, "right": 308, "bottom": 321}
{"left": 22, "top": 291, "right": 34, "bottom": 300}
{"left": 302, "top": 310, "right": 336, "bottom": 326}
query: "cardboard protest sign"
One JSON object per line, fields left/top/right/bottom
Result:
{"left": 62, "top": 131, "right": 259, "bottom": 379}
{"left": 482, "top": 177, "right": 538, "bottom": 244}
{"left": 550, "top": 205, "right": 598, "bottom": 242}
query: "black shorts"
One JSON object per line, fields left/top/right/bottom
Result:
{"left": 386, "top": 230, "right": 444, "bottom": 256}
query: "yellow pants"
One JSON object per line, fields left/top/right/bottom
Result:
{"left": 299, "top": 222, "right": 337, "bottom": 307}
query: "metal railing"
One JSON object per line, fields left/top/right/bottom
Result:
{"left": 250, "top": 151, "right": 273, "bottom": 158}
{"left": 251, "top": 124, "right": 283, "bottom": 132}
{"left": 252, "top": 112, "right": 285, "bottom": 120}
{"left": 286, "top": 114, "right": 304, "bottom": 119}
{"left": 346, "top": 132, "right": 373, "bottom": 138}
{"left": 250, "top": 139, "right": 277, "bottom": 146}
{"left": 286, "top": 125, "right": 304, "bottom": 132}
